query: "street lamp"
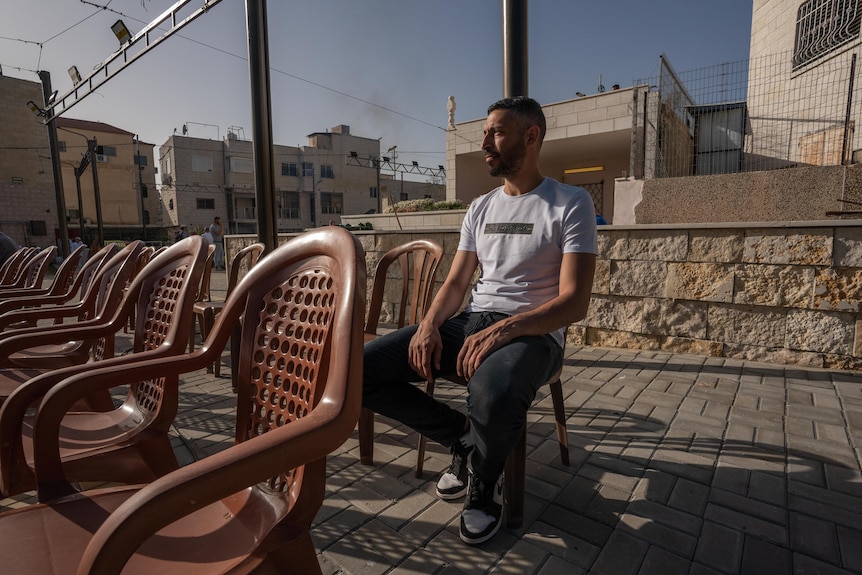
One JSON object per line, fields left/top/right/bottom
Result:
{"left": 111, "top": 20, "right": 133, "bottom": 45}
{"left": 68, "top": 66, "right": 82, "bottom": 85}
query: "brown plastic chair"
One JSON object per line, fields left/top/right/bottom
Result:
{"left": 192, "top": 242, "right": 264, "bottom": 376}
{"left": 0, "top": 242, "right": 144, "bottom": 368}
{"left": 0, "top": 236, "right": 208, "bottom": 498}
{"left": 0, "top": 227, "right": 365, "bottom": 575}
{"left": 0, "top": 246, "right": 57, "bottom": 292}
{"left": 187, "top": 243, "right": 216, "bottom": 354}
{"left": 357, "top": 239, "right": 443, "bottom": 467}
{"left": 0, "top": 243, "right": 119, "bottom": 329}
{"left": 0, "top": 245, "right": 82, "bottom": 304}
{"left": 442, "top": 365, "right": 569, "bottom": 529}
{"left": 0, "top": 247, "right": 37, "bottom": 286}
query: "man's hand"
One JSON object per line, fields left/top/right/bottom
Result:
{"left": 456, "top": 321, "right": 514, "bottom": 380}
{"left": 408, "top": 321, "right": 443, "bottom": 381}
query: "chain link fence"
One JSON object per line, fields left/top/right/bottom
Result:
{"left": 634, "top": 50, "right": 862, "bottom": 178}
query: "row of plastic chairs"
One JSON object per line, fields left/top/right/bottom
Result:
{"left": 0, "top": 228, "right": 366, "bottom": 574}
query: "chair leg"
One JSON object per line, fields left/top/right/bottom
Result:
{"left": 549, "top": 379, "right": 569, "bottom": 466}
{"left": 359, "top": 408, "right": 375, "bottom": 465}
{"left": 414, "top": 378, "right": 436, "bottom": 478}
{"left": 503, "top": 426, "right": 526, "bottom": 529}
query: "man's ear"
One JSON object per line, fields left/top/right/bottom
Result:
{"left": 525, "top": 125, "right": 540, "bottom": 147}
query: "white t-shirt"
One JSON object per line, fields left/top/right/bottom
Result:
{"left": 459, "top": 177, "right": 598, "bottom": 346}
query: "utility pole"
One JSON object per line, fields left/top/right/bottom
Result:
{"left": 87, "top": 139, "right": 105, "bottom": 246}
{"left": 38, "top": 71, "right": 70, "bottom": 257}
{"left": 136, "top": 135, "right": 147, "bottom": 241}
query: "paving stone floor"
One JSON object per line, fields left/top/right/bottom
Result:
{"left": 3, "top": 269, "right": 862, "bottom": 574}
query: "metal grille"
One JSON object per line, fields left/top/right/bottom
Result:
{"left": 581, "top": 182, "right": 604, "bottom": 214}
{"left": 794, "top": 0, "right": 861, "bottom": 69}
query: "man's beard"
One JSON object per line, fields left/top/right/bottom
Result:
{"left": 487, "top": 139, "right": 526, "bottom": 178}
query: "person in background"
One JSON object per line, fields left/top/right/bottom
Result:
{"left": 174, "top": 225, "right": 190, "bottom": 243}
{"left": 209, "top": 217, "right": 225, "bottom": 269}
{"left": 596, "top": 213, "right": 608, "bottom": 225}
{"left": 362, "top": 96, "right": 597, "bottom": 545}
{"left": 70, "top": 236, "right": 85, "bottom": 252}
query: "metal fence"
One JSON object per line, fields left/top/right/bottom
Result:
{"left": 635, "top": 50, "right": 862, "bottom": 178}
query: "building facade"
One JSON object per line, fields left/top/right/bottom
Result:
{"left": 0, "top": 75, "right": 61, "bottom": 249}
{"left": 56, "top": 118, "right": 158, "bottom": 243}
{"left": 158, "top": 124, "right": 443, "bottom": 236}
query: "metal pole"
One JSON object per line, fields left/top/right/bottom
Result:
{"left": 246, "top": 0, "right": 278, "bottom": 253}
{"left": 136, "top": 135, "right": 147, "bottom": 240}
{"left": 842, "top": 53, "right": 857, "bottom": 165}
{"left": 74, "top": 168, "right": 85, "bottom": 239}
{"left": 502, "top": 0, "right": 528, "bottom": 98}
{"left": 38, "top": 71, "right": 70, "bottom": 257}
{"left": 88, "top": 138, "right": 105, "bottom": 246}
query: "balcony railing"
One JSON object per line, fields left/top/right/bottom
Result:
{"left": 278, "top": 208, "right": 299, "bottom": 219}
{"left": 236, "top": 207, "right": 256, "bottom": 220}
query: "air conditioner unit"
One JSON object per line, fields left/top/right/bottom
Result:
{"left": 95, "top": 153, "right": 108, "bottom": 163}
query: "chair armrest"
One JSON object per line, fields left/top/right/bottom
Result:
{"left": 0, "top": 316, "right": 124, "bottom": 366}
{"left": 75, "top": 396, "right": 355, "bottom": 575}
{"left": 0, "top": 300, "right": 88, "bottom": 331}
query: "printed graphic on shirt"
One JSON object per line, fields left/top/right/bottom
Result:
{"left": 484, "top": 223, "right": 534, "bottom": 235}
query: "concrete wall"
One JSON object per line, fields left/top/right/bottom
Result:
{"left": 228, "top": 219, "right": 862, "bottom": 371}
{"left": 632, "top": 163, "right": 862, "bottom": 224}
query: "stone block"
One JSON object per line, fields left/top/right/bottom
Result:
{"left": 689, "top": 230, "right": 744, "bottom": 263}
{"left": 666, "top": 263, "right": 735, "bottom": 302}
{"left": 587, "top": 296, "right": 644, "bottom": 332}
{"left": 642, "top": 298, "right": 709, "bottom": 339}
{"left": 786, "top": 309, "right": 854, "bottom": 354}
{"left": 708, "top": 305, "right": 786, "bottom": 347}
{"left": 734, "top": 265, "right": 814, "bottom": 308}
{"left": 610, "top": 260, "right": 668, "bottom": 297}
{"left": 587, "top": 328, "right": 662, "bottom": 351}
{"left": 834, "top": 227, "right": 862, "bottom": 267}
{"left": 814, "top": 268, "right": 862, "bottom": 311}
{"left": 624, "top": 230, "right": 688, "bottom": 261}
{"left": 743, "top": 229, "right": 832, "bottom": 265}
{"left": 593, "top": 259, "right": 610, "bottom": 294}
{"left": 660, "top": 337, "right": 723, "bottom": 357}
{"left": 722, "top": 343, "right": 825, "bottom": 368}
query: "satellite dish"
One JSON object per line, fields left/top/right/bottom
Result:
{"left": 182, "top": 124, "right": 188, "bottom": 135}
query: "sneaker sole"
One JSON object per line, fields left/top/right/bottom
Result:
{"left": 435, "top": 485, "right": 468, "bottom": 500}
{"left": 459, "top": 511, "right": 503, "bottom": 545}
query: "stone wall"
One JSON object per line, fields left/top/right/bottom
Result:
{"left": 228, "top": 220, "right": 862, "bottom": 371}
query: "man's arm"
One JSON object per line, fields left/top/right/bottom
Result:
{"left": 408, "top": 249, "right": 479, "bottom": 380}
{"left": 456, "top": 251, "right": 596, "bottom": 379}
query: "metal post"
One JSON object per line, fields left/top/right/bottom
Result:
{"left": 88, "top": 139, "right": 105, "bottom": 246}
{"left": 246, "top": 0, "right": 278, "bottom": 253}
{"left": 38, "top": 71, "right": 70, "bottom": 257}
{"left": 842, "top": 53, "right": 857, "bottom": 165}
{"left": 502, "top": 0, "right": 528, "bottom": 98}
{"left": 136, "top": 135, "right": 147, "bottom": 240}
{"left": 73, "top": 168, "right": 85, "bottom": 239}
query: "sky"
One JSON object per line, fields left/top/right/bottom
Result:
{"left": 1, "top": 0, "right": 754, "bottom": 179}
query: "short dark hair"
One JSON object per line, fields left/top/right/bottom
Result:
{"left": 487, "top": 96, "right": 546, "bottom": 146}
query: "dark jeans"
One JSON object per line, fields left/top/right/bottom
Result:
{"left": 363, "top": 311, "right": 563, "bottom": 483}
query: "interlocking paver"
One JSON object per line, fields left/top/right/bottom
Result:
{"left": 4, "top": 275, "right": 862, "bottom": 575}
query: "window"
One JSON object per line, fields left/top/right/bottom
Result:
{"left": 400, "top": 192, "right": 408, "bottom": 201}
{"left": 163, "top": 157, "right": 171, "bottom": 175}
{"left": 229, "top": 156, "right": 254, "bottom": 173}
{"left": 279, "top": 191, "right": 300, "bottom": 219}
{"left": 143, "top": 210, "right": 150, "bottom": 225}
{"left": 321, "top": 192, "right": 343, "bottom": 214}
{"left": 793, "top": 0, "right": 862, "bottom": 69}
{"left": 141, "top": 184, "right": 148, "bottom": 198}
{"left": 169, "top": 198, "right": 174, "bottom": 210}
{"left": 134, "top": 154, "right": 148, "bottom": 167}
{"left": 320, "top": 164, "right": 334, "bottom": 178}
{"left": 281, "top": 162, "right": 298, "bottom": 176}
{"left": 192, "top": 154, "right": 213, "bottom": 173}
{"left": 301, "top": 162, "right": 314, "bottom": 177}
{"left": 100, "top": 146, "right": 117, "bottom": 157}
{"left": 370, "top": 186, "right": 378, "bottom": 198}
{"left": 196, "top": 198, "right": 215, "bottom": 210}
{"left": 58, "top": 141, "right": 67, "bottom": 152}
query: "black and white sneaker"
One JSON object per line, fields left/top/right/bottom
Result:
{"left": 459, "top": 470, "right": 504, "bottom": 545}
{"left": 435, "top": 429, "right": 473, "bottom": 500}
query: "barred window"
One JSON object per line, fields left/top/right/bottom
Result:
{"left": 793, "top": 0, "right": 862, "bottom": 69}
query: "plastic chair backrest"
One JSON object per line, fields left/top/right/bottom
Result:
{"left": 364, "top": 239, "right": 444, "bottom": 335}
{"left": 225, "top": 242, "right": 265, "bottom": 297}
{"left": 0, "top": 248, "right": 35, "bottom": 286}
{"left": 195, "top": 243, "right": 216, "bottom": 302}
{"left": 19, "top": 246, "right": 57, "bottom": 289}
